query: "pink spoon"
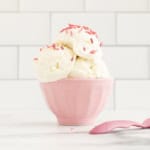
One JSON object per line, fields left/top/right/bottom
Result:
{"left": 90, "top": 118, "right": 150, "bottom": 134}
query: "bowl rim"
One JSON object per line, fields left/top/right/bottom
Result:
{"left": 40, "top": 77, "right": 113, "bottom": 84}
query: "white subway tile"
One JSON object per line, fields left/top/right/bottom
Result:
{"left": 0, "top": 0, "right": 18, "bottom": 11}
{"left": 0, "top": 47, "right": 17, "bottom": 79}
{"left": 52, "top": 13, "right": 115, "bottom": 45}
{"left": 0, "top": 81, "right": 47, "bottom": 110}
{"left": 103, "top": 47, "right": 149, "bottom": 79}
{"left": 116, "top": 80, "right": 150, "bottom": 110}
{"left": 20, "top": 0, "right": 83, "bottom": 11}
{"left": 117, "top": 14, "right": 150, "bottom": 45}
{"left": 86, "top": 0, "right": 147, "bottom": 11}
{"left": 19, "top": 47, "right": 40, "bottom": 79}
{"left": 0, "top": 13, "right": 49, "bottom": 45}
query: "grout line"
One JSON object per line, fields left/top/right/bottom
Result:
{"left": 114, "top": 79, "right": 150, "bottom": 81}
{"left": 17, "top": 0, "right": 20, "bottom": 12}
{"left": 147, "top": 0, "right": 149, "bottom": 10}
{"left": 49, "top": 12, "right": 52, "bottom": 42}
{"left": 147, "top": 47, "right": 150, "bottom": 79}
{"left": 17, "top": 46, "right": 20, "bottom": 80}
{"left": 115, "top": 12, "right": 118, "bottom": 45}
{"left": 0, "top": 78, "right": 36, "bottom": 81}
{"left": 0, "top": 79, "right": 149, "bottom": 81}
{"left": 83, "top": 0, "right": 86, "bottom": 11}
{"left": 0, "top": 11, "right": 50, "bottom": 14}
{"left": 113, "top": 79, "right": 116, "bottom": 111}
{"left": 0, "top": 11, "right": 149, "bottom": 14}
{"left": 0, "top": 44, "right": 150, "bottom": 47}
{"left": 103, "top": 45, "right": 150, "bottom": 47}
{"left": 0, "top": 45, "right": 43, "bottom": 47}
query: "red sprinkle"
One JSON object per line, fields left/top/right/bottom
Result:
{"left": 34, "top": 58, "right": 38, "bottom": 61}
{"left": 90, "top": 50, "right": 97, "bottom": 54}
{"left": 100, "top": 42, "right": 103, "bottom": 47}
{"left": 69, "top": 24, "right": 80, "bottom": 28}
{"left": 90, "top": 38, "right": 94, "bottom": 44}
{"left": 83, "top": 47, "right": 86, "bottom": 51}
{"left": 51, "top": 43, "right": 56, "bottom": 48}
{"left": 70, "top": 31, "right": 73, "bottom": 36}
{"left": 83, "top": 26, "right": 89, "bottom": 30}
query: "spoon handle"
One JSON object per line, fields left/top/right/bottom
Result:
{"left": 90, "top": 120, "right": 143, "bottom": 134}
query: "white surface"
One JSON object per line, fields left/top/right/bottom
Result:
{"left": 0, "top": 47, "right": 17, "bottom": 79}
{"left": 0, "top": 110, "right": 150, "bottom": 150}
{"left": 20, "top": 0, "right": 84, "bottom": 11}
{"left": 52, "top": 13, "right": 115, "bottom": 45}
{"left": 116, "top": 80, "right": 150, "bottom": 110}
{"left": 117, "top": 14, "right": 150, "bottom": 45}
{"left": 103, "top": 47, "right": 149, "bottom": 79}
{"left": 86, "top": 0, "right": 147, "bottom": 11}
{"left": 0, "top": 13, "right": 49, "bottom": 45}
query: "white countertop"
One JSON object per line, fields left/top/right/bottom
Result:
{"left": 0, "top": 110, "right": 150, "bottom": 150}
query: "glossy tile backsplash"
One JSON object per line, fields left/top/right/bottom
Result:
{"left": 0, "top": 0, "right": 150, "bottom": 111}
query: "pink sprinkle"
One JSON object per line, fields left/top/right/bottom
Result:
{"left": 83, "top": 26, "right": 89, "bottom": 30}
{"left": 69, "top": 24, "right": 80, "bottom": 28}
{"left": 83, "top": 47, "right": 86, "bottom": 51}
{"left": 70, "top": 31, "right": 73, "bottom": 36}
{"left": 90, "top": 50, "right": 96, "bottom": 54}
{"left": 51, "top": 43, "right": 56, "bottom": 48}
{"left": 34, "top": 58, "right": 38, "bottom": 61}
{"left": 90, "top": 38, "right": 94, "bottom": 44}
{"left": 40, "top": 48, "right": 43, "bottom": 51}
{"left": 100, "top": 42, "right": 103, "bottom": 47}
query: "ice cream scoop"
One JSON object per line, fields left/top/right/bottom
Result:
{"left": 33, "top": 24, "right": 112, "bottom": 125}
{"left": 69, "top": 57, "right": 110, "bottom": 78}
{"left": 57, "top": 24, "right": 103, "bottom": 60}
{"left": 33, "top": 43, "right": 76, "bottom": 82}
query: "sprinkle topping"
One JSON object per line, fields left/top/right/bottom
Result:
{"left": 83, "top": 47, "right": 86, "bottom": 51}
{"left": 34, "top": 58, "right": 38, "bottom": 61}
{"left": 90, "top": 50, "right": 97, "bottom": 54}
{"left": 100, "top": 42, "right": 103, "bottom": 47}
{"left": 90, "top": 38, "right": 93, "bottom": 44}
{"left": 60, "top": 24, "right": 98, "bottom": 38}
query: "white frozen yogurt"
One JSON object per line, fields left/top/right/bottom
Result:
{"left": 33, "top": 44, "right": 75, "bottom": 82}
{"left": 57, "top": 24, "right": 103, "bottom": 60}
{"left": 69, "top": 57, "right": 110, "bottom": 78}
{"left": 33, "top": 24, "right": 110, "bottom": 82}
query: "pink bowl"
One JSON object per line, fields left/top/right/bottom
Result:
{"left": 40, "top": 78, "right": 113, "bottom": 125}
